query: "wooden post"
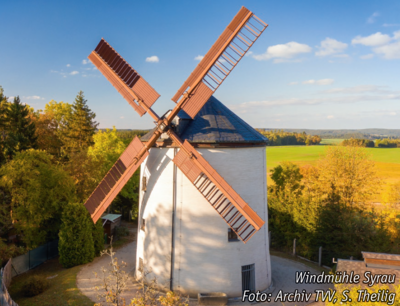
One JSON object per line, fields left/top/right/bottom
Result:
{"left": 268, "top": 231, "right": 271, "bottom": 248}
{"left": 319, "top": 246, "right": 322, "bottom": 266}
{"left": 293, "top": 238, "right": 296, "bottom": 256}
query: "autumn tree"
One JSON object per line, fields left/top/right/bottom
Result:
{"left": 63, "top": 149, "right": 104, "bottom": 202}
{"left": 65, "top": 91, "right": 98, "bottom": 154}
{"left": 315, "top": 146, "right": 380, "bottom": 206}
{"left": 44, "top": 100, "right": 73, "bottom": 156}
{"left": 88, "top": 127, "right": 140, "bottom": 220}
{"left": 30, "top": 111, "right": 63, "bottom": 156}
{"left": 0, "top": 150, "right": 76, "bottom": 247}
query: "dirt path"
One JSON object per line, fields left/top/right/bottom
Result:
{"left": 77, "top": 230, "right": 332, "bottom": 305}
{"left": 76, "top": 226, "right": 140, "bottom": 304}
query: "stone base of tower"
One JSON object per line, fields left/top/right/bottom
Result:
{"left": 135, "top": 146, "right": 271, "bottom": 297}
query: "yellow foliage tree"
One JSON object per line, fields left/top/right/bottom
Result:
{"left": 314, "top": 146, "right": 381, "bottom": 206}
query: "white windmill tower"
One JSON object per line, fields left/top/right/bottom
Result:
{"left": 84, "top": 7, "right": 271, "bottom": 297}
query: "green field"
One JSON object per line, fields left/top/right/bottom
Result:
{"left": 266, "top": 145, "right": 400, "bottom": 186}
{"left": 319, "top": 138, "right": 344, "bottom": 145}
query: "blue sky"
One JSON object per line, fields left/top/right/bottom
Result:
{"left": 1, "top": 0, "right": 399, "bottom": 129}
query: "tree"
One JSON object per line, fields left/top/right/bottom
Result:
{"left": 315, "top": 146, "right": 380, "bottom": 206}
{"left": 88, "top": 128, "right": 140, "bottom": 220}
{"left": 3, "top": 96, "right": 37, "bottom": 161}
{"left": 59, "top": 202, "right": 95, "bottom": 268}
{"left": 30, "top": 111, "right": 63, "bottom": 156}
{"left": 0, "top": 150, "right": 76, "bottom": 247}
{"left": 44, "top": 100, "right": 73, "bottom": 156}
{"left": 63, "top": 149, "right": 104, "bottom": 202}
{"left": 93, "top": 219, "right": 104, "bottom": 256}
{"left": 65, "top": 91, "right": 98, "bottom": 154}
{"left": 269, "top": 161, "right": 303, "bottom": 197}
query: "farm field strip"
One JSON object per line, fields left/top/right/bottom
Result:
{"left": 266, "top": 146, "right": 400, "bottom": 186}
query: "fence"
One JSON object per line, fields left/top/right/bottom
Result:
{"left": 0, "top": 240, "right": 59, "bottom": 306}
{"left": 0, "top": 259, "right": 18, "bottom": 306}
{"left": 11, "top": 240, "right": 59, "bottom": 277}
{"left": 269, "top": 232, "right": 351, "bottom": 268}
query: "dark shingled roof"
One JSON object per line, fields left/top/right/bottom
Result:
{"left": 141, "top": 96, "right": 267, "bottom": 145}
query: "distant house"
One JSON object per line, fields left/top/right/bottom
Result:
{"left": 101, "top": 214, "right": 122, "bottom": 244}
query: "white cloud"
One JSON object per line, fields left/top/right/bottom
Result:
{"left": 360, "top": 54, "right": 374, "bottom": 59}
{"left": 323, "top": 85, "right": 388, "bottom": 94}
{"left": 194, "top": 55, "right": 204, "bottom": 61}
{"left": 327, "top": 115, "right": 334, "bottom": 119}
{"left": 373, "top": 41, "right": 400, "bottom": 59}
{"left": 253, "top": 42, "right": 312, "bottom": 62}
{"left": 70, "top": 71, "right": 79, "bottom": 75}
{"left": 289, "top": 81, "right": 298, "bottom": 85}
{"left": 66, "top": 64, "right": 71, "bottom": 67}
{"left": 333, "top": 54, "right": 350, "bottom": 58}
{"left": 302, "top": 79, "right": 334, "bottom": 85}
{"left": 352, "top": 32, "right": 391, "bottom": 46}
{"left": 367, "top": 12, "right": 380, "bottom": 24}
{"left": 82, "top": 59, "right": 88, "bottom": 65}
{"left": 352, "top": 30, "right": 400, "bottom": 60}
{"left": 145, "top": 56, "right": 159, "bottom": 63}
{"left": 245, "top": 51, "right": 253, "bottom": 57}
{"left": 25, "top": 96, "right": 44, "bottom": 100}
{"left": 229, "top": 93, "right": 400, "bottom": 113}
{"left": 120, "top": 116, "right": 124, "bottom": 119}
{"left": 7, "top": 96, "right": 15, "bottom": 101}
{"left": 315, "top": 38, "right": 348, "bottom": 56}
{"left": 383, "top": 23, "right": 400, "bottom": 27}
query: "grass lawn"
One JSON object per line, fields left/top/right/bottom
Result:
{"left": 8, "top": 222, "right": 136, "bottom": 306}
{"left": 266, "top": 145, "right": 400, "bottom": 187}
{"left": 8, "top": 258, "right": 93, "bottom": 306}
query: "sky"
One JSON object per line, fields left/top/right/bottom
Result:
{"left": 1, "top": 0, "right": 400, "bottom": 130}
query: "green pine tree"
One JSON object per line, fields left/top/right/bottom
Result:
{"left": 65, "top": 91, "right": 98, "bottom": 154}
{"left": 3, "top": 96, "right": 37, "bottom": 160}
{"left": 0, "top": 87, "right": 8, "bottom": 165}
{"left": 59, "top": 202, "right": 95, "bottom": 268}
{"left": 93, "top": 219, "right": 105, "bottom": 256}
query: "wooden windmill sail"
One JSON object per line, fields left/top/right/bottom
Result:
{"left": 85, "top": 6, "right": 268, "bottom": 243}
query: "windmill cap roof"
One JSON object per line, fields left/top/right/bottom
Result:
{"left": 141, "top": 96, "right": 268, "bottom": 145}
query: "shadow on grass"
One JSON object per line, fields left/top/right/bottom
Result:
{"left": 8, "top": 258, "right": 93, "bottom": 306}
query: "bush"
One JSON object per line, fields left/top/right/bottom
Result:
{"left": 93, "top": 219, "right": 104, "bottom": 256}
{"left": 22, "top": 275, "right": 49, "bottom": 297}
{"left": 115, "top": 226, "right": 129, "bottom": 239}
{"left": 59, "top": 202, "right": 94, "bottom": 268}
{"left": 341, "top": 138, "right": 374, "bottom": 147}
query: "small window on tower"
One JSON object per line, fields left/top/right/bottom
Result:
{"left": 141, "top": 219, "right": 146, "bottom": 231}
{"left": 142, "top": 176, "right": 147, "bottom": 191}
{"left": 228, "top": 228, "right": 239, "bottom": 242}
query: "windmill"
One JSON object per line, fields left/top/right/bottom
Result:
{"left": 85, "top": 7, "right": 271, "bottom": 296}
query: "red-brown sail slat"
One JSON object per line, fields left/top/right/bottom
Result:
{"left": 171, "top": 7, "right": 268, "bottom": 119}
{"left": 172, "top": 140, "right": 265, "bottom": 243}
{"left": 84, "top": 136, "right": 149, "bottom": 223}
{"left": 88, "top": 38, "right": 160, "bottom": 115}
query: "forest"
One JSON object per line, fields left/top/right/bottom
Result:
{"left": 257, "top": 129, "right": 322, "bottom": 146}
{"left": 0, "top": 86, "right": 141, "bottom": 267}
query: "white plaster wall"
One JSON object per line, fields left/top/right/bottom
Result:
{"left": 136, "top": 146, "right": 271, "bottom": 297}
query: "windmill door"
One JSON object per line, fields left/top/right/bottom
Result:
{"left": 241, "top": 264, "right": 255, "bottom": 293}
